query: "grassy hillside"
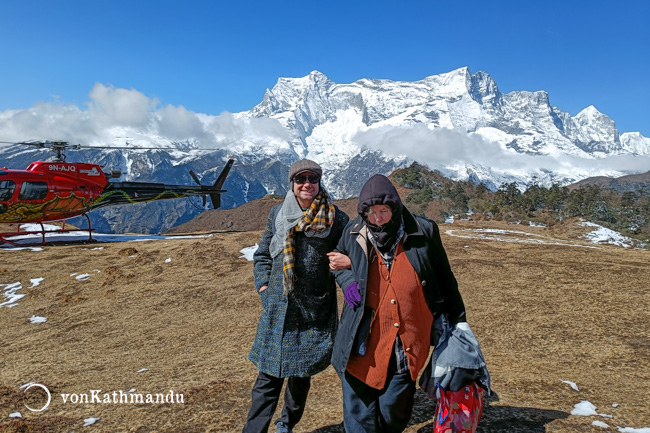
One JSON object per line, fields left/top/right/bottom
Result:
{"left": 1, "top": 221, "right": 648, "bottom": 432}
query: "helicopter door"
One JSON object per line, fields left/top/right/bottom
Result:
{"left": 0, "top": 180, "right": 16, "bottom": 214}
{"left": 18, "top": 181, "right": 49, "bottom": 201}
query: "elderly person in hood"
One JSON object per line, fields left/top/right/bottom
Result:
{"left": 328, "top": 174, "right": 466, "bottom": 433}
{"left": 242, "top": 159, "right": 349, "bottom": 433}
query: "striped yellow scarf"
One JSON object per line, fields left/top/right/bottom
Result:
{"left": 282, "top": 191, "right": 335, "bottom": 293}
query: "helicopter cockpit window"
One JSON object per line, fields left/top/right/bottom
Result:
{"left": 0, "top": 180, "right": 15, "bottom": 201}
{"left": 18, "top": 181, "right": 48, "bottom": 201}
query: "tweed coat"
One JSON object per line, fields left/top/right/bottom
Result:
{"left": 330, "top": 207, "right": 466, "bottom": 377}
{"left": 249, "top": 203, "right": 349, "bottom": 378}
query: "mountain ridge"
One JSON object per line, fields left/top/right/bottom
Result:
{"left": 1, "top": 67, "right": 648, "bottom": 234}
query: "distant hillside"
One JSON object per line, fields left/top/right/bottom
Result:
{"left": 166, "top": 164, "right": 649, "bottom": 249}
{"left": 165, "top": 196, "right": 359, "bottom": 234}
{"left": 568, "top": 170, "right": 650, "bottom": 193}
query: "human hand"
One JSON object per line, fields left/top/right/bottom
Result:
{"left": 259, "top": 285, "right": 268, "bottom": 293}
{"left": 327, "top": 252, "right": 352, "bottom": 271}
{"left": 344, "top": 282, "right": 362, "bottom": 309}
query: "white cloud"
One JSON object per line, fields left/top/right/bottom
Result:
{"left": 0, "top": 84, "right": 290, "bottom": 150}
{"left": 353, "top": 124, "right": 650, "bottom": 176}
{"left": 156, "top": 104, "right": 207, "bottom": 141}
{"left": 203, "top": 112, "right": 291, "bottom": 142}
{"left": 88, "top": 83, "right": 158, "bottom": 128}
{"left": 354, "top": 124, "right": 546, "bottom": 171}
{"left": 0, "top": 102, "right": 95, "bottom": 144}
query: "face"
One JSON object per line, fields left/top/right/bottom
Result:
{"left": 292, "top": 171, "right": 320, "bottom": 207}
{"left": 365, "top": 204, "right": 392, "bottom": 226}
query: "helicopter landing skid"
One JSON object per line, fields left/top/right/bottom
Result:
{"left": 0, "top": 215, "right": 95, "bottom": 246}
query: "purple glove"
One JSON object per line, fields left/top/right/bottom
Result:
{"left": 344, "top": 282, "right": 362, "bottom": 309}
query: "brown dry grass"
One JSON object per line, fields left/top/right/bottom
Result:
{"left": 0, "top": 220, "right": 648, "bottom": 433}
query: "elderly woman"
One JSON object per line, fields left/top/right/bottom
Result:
{"left": 328, "top": 174, "right": 467, "bottom": 433}
{"left": 242, "top": 159, "right": 349, "bottom": 433}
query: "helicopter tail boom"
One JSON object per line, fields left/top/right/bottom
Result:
{"left": 209, "top": 157, "right": 234, "bottom": 209}
{"left": 94, "top": 158, "right": 234, "bottom": 210}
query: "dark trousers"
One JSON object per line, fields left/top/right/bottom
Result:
{"left": 341, "top": 355, "right": 415, "bottom": 433}
{"left": 242, "top": 371, "right": 311, "bottom": 433}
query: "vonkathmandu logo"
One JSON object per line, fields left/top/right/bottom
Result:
{"left": 21, "top": 383, "right": 184, "bottom": 411}
{"left": 60, "top": 389, "right": 185, "bottom": 405}
{"left": 23, "top": 383, "right": 52, "bottom": 412}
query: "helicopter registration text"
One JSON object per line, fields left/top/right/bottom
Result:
{"left": 48, "top": 164, "right": 76, "bottom": 173}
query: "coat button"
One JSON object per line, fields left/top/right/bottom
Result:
{"left": 421, "top": 280, "right": 426, "bottom": 286}
{"left": 405, "top": 347, "right": 411, "bottom": 352}
{"left": 391, "top": 299, "right": 396, "bottom": 304}
{"left": 394, "top": 323, "right": 399, "bottom": 328}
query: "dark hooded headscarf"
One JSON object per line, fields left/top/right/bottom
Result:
{"left": 357, "top": 174, "right": 404, "bottom": 253}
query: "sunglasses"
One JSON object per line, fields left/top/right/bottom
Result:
{"left": 293, "top": 173, "right": 321, "bottom": 184}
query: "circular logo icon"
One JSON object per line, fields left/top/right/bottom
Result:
{"left": 23, "top": 383, "right": 51, "bottom": 412}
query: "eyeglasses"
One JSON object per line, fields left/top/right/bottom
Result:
{"left": 293, "top": 174, "right": 321, "bottom": 184}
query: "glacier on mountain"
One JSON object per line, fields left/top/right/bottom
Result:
{"left": 0, "top": 67, "right": 648, "bottom": 233}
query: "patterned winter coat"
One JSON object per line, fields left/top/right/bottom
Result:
{"left": 249, "top": 204, "right": 349, "bottom": 377}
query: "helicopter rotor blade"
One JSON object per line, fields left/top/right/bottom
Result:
{"left": 1, "top": 140, "right": 226, "bottom": 152}
{"left": 77, "top": 145, "right": 225, "bottom": 151}
{"left": 188, "top": 170, "right": 202, "bottom": 186}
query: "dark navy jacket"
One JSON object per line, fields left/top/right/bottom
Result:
{"left": 330, "top": 207, "right": 466, "bottom": 377}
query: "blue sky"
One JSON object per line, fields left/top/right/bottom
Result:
{"left": 1, "top": 0, "right": 648, "bottom": 136}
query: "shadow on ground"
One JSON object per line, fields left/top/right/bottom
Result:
{"left": 310, "top": 389, "right": 569, "bottom": 433}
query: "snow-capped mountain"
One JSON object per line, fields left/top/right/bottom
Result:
{"left": 1, "top": 67, "right": 648, "bottom": 233}
{"left": 238, "top": 67, "right": 648, "bottom": 196}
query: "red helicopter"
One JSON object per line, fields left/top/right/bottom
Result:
{"left": 0, "top": 140, "right": 233, "bottom": 245}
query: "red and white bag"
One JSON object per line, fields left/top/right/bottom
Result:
{"left": 433, "top": 382, "right": 485, "bottom": 433}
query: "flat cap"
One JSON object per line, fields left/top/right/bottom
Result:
{"left": 288, "top": 159, "right": 322, "bottom": 180}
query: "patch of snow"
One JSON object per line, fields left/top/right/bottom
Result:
{"left": 571, "top": 400, "right": 597, "bottom": 416}
{"left": 74, "top": 270, "right": 101, "bottom": 281}
{"left": 20, "top": 223, "right": 61, "bottom": 232}
{"left": 0, "top": 231, "right": 214, "bottom": 248}
{"left": 239, "top": 244, "right": 259, "bottom": 261}
{"left": 580, "top": 221, "right": 634, "bottom": 248}
{"left": 560, "top": 379, "right": 579, "bottom": 391}
{"left": 29, "top": 315, "right": 47, "bottom": 324}
{"left": 0, "top": 246, "right": 44, "bottom": 252}
{"left": 445, "top": 216, "right": 455, "bottom": 224}
{"left": 446, "top": 228, "right": 600, "bottom": 249}
{"left": 9, "top": 412, "right": 22, "bottom": 418}
{"left": 29, "top": 278, "right": 44, "bottom": 288}
{"left": 137, "top": 368, "right": 148, "bottom": 373}
{"left": 84, "top": 417, "right": 100, "bottom": 426}
{"left": 617, "top": 428, "right": 650, "bottom": 433}
{"left": 592, "top": 420, "right": 609, "bottom": 428}
{"left": 571, "top": 400, "right": 614, "bottom": 418}
{"left": 0, "top": 282, "right": 24, "bottom": 308}
{"left": 165, "top": 258, "right": 172, "bottom": 263}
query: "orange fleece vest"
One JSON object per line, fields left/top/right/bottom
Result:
{"left": 346, "top": 243, "right": 434, "bottom": 389}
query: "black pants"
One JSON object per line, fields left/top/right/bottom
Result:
{"left": 341, "top": 352, "right": 415, "bottom": 433}
{"left": 242, "top": 371, "right": 311, "bottom": 433}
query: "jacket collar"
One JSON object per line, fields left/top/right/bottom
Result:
{"left": 402, "top": 207, "right": 423, "bottom": 242}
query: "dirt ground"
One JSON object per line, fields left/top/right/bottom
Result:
{"left": 0, "top": 219, "right": 648, "bottom": 433}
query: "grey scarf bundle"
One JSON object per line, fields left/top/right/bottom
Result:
{"left": 269, "top": 189, "right": 334, "bottom": 293}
